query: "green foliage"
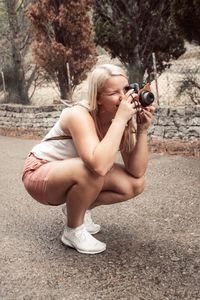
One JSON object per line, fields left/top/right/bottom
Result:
{"left": 93, "top": 0, "right": 185, "bottom": 82}
{"left": 171, "top": 0, "right": 200, "bottom": 44}
{"left": 177, "top": 66, "right": 200, "bottom": 105}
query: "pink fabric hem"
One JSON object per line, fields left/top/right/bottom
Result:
{"left": 22, "top": 154, "right": 53, "bottom": 205}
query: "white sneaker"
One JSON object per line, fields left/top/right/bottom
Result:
{"left": 62, "top": 205, "right": 101, "bottom": 235}
{"left": 61, "top": 224, "right": 106, "bottom": 254}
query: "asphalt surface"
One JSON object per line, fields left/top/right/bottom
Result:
{"left": 0, "top": 135, "right": 199, "bottom": 300}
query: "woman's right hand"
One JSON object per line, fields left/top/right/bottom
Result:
{"left": 114, "top": 90, "right": 138, "bottom": 124}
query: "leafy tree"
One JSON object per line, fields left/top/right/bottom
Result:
{"left": 177, "top": 66, "right": 200, "bottom": 105}
{"left": 171, "top": 1, "right": 200, "bottom": 105}
{"left": 93, "top": 0, "right": 186, "bottom": 83}
{"left": 0, "top": 0, "right": 35, "bottom": 104}
{"left": 27, "top": 0, "right": 97, "bottom": 100}
{"left": 171, "top": 0, "right": 200, "bottom": 45}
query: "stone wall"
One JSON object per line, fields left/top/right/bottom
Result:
{"left": 149, "top": 106, "right": 200, "bottom": 140}
{"left": 0, "top": 104, "right": 199, "bottom": 156}
{"left": 0, "top": 104, "right": 63, "bottom": 138}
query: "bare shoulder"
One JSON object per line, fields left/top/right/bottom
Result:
{"left": 59, "top": 105, "right": 94, "bottom": 133}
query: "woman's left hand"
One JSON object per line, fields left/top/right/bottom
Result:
{"left": 136, "top": 105, "right": 155, "bottom": 132}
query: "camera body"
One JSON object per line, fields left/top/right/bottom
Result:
{"left": 129, "top": 82, "right": 154, "bottom": 107}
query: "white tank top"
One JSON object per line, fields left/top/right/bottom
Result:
{"left": 31, "top": 118, "right": 78, "bottom": 161}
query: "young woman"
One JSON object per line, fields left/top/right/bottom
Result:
{"left": 22, "top": 64, "right": 155, "bottom": 255}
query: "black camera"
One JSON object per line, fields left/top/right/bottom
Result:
{"left": 128, "top": 82, "right": 155, "bottom": 107}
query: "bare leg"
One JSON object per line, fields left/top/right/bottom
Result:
{"left": 44, "top": 158, "right": 104, "bottom": 228}
{"left": 42, "top": 160, "right": 143, "bottom": 227}
{"left": 65, "top": 173, "right": 104, "bottom": 228}
{"left": 90, "top": 163, "right": 144, "bottom": 208}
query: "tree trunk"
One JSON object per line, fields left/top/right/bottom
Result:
{"left": 125, "top": 43, "right": 145, "bottom": 83}
{"left": 6, "top": 0, "right": 30, "bottom": 105}
{"left": 57, "top": 70, "right": 69, "bottom": 100}
{"left": 126, "top": 62, "right": 145, "bottom": 84}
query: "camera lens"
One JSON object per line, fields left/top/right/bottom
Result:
{"left": 139, "top": 91, "right": 154, "bottom": 107}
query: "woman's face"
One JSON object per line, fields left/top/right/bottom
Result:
{"left": 97, "top": 75, "right": 129, "bottom": 114}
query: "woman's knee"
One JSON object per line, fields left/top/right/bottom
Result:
{"left": 117, "top": 176, "right": 145, "bottom": 201}
{"left": 45, "top": 159, "right": 105, "bottom": 204}
{"left": 130, "top": 176, "right": 145, "bottom": 197}
{"left": 60, "top": 158, "right": 104, "bottom": 188}
{"left": 78, "top": 162, "right": 105, "bottom": 190}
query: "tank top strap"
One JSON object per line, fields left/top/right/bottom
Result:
{"left": 44, "top": 135, "right": 72, "bottom": 142}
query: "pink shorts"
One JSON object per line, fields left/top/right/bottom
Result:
{"left": 22, "top": 153, "right": 54, "bottom": 205}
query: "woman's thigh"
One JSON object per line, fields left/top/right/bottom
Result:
{"left": 23, "top": 156, "right": 102, "bottom": 206}
{"left": 44, "top": 158, "right": 104, "bottom": 205}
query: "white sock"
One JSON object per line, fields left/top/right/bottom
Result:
{"left": 66, "top": 224, "right": 85, "bottom": 233}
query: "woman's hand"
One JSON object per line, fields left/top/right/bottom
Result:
{"left": 114, "top": 90, "right": 138, "bottom": 124}
{"left": 136, "top": 105, "right": 155, "bottom": 132}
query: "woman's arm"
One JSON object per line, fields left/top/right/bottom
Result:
{"left": 121, "top": 106, "right": 155, "bottom": 178}
{"left": 60, "top": 103, "right": 135, "bottom": 176}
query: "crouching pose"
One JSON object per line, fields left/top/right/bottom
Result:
{"left": 22, "top": 64, "right": 155, "bottom": 254}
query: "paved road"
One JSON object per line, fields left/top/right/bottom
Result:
{"left": 0, "top": 136, "right": 199, "bottom": 300}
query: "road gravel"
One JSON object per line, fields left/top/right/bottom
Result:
{"left": 0, "top": 136, "right": 199, "bottom": 300}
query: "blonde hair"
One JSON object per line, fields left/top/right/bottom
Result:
{"left": 86, "top": 64, "right": 128, "bottom": 112}
{"left": 74, "top": 64, "right": 136, "bottom": 151}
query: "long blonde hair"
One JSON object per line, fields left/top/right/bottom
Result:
{"left": 74, "top": 64, "right": 136, "bottom": 151}
{"left": 86, "top": 64, "right": 127, "bottom": 111}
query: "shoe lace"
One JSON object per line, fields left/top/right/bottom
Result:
{"left": 75, "top": 228, "right": 88, "bottom": 241}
